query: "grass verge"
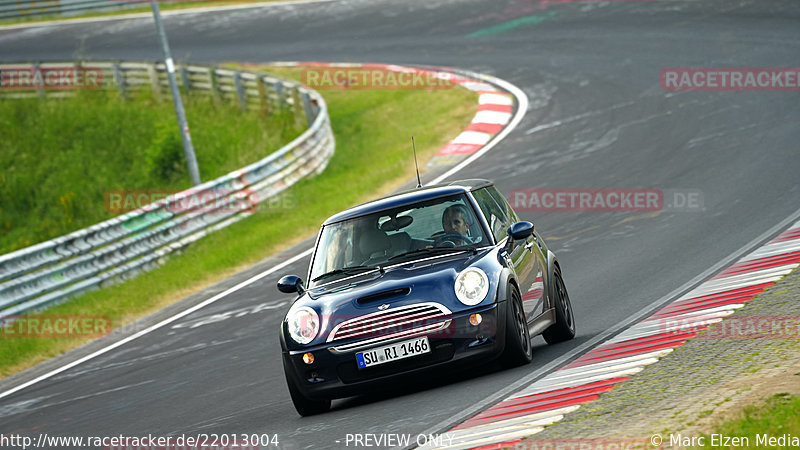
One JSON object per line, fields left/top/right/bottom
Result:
{"left": 699, "top": 393, "right": 800, "bottom": 448}
{"left": 0, "top": 64, "right": 478, "bottom": 378}
{"left": 0, "top": 90, "right": 302, "bottom": 253}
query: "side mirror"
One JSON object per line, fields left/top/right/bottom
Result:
{"left": 277, "top": 275, "right": 305, "bottom": 295}
{"left": 507, "top": 221, "right": 534, "bottom": 241}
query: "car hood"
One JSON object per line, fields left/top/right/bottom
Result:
{"left": 284, "top": 248, "right": 502, "bottom": 348}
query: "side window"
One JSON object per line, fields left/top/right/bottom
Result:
{"left": 487, "top": 186, "right": 519, "bottom": 224}
{"left": 471, "top": 188, "right": 511, "bottom": 242}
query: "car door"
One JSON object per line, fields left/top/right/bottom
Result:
{"left": 487, "top": 186, "right": 547, "bottom": 320}
{"left": 471, "top": 188, "right": 541, "bottom": 319}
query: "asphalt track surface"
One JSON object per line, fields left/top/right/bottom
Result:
{"left": 1, "top": 0, "right": 799, "bottom": 448}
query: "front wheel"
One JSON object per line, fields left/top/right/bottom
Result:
{"left": 500, "top": 285, "right": 533, "bottom": 367}
{"left": 283, "top": 358, "right": 331, "bottom": 416}
{"left": 543, "top": 268, "right": 576, "bottom": 345}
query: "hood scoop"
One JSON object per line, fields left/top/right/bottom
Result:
{"left": 356, "top": 287, "right": 410, "bottom": 305}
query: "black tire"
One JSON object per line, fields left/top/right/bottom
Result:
{"left": 500, "top": 285, "right": 533, "bottom": 367}
{"left": 543, "top": 268, "right": 576, "bottom": 345}
{"left": 283, "top": 358, "right": 331, "bottom": 416}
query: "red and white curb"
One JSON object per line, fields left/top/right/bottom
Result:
{"left": 426, "top": 219, "right": 800, "bottom": 450}
{"left": 429, "top": 84, "right": 514, "bottom": 167}
{"left": 268, "top": 61, "right": 516, "bottom": 169}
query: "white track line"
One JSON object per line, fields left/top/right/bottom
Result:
{"left": 0, "top": 248, "right": 312, "bottom": 401}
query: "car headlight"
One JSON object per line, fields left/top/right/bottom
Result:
{"left": 286, "top": 306, "right": 320, "bottom": 345}
{"left": 455, "top": 267, "right": 489, "bottom": 306}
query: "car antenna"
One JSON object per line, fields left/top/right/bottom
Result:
{"left": 412, "top": 136, "right": 422, "bottom": 188}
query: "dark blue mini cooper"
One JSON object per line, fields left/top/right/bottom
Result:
{"left": 277, "top": 179, "right": 575, "bottom": 415}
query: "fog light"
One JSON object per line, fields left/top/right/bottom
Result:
{"left": 302, "top": 352, "right": 315, "bottom": 364}
{"left": 469, "top": 314, "right": 483, "bottom": 326}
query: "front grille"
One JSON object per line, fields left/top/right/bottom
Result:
{"left": 327, "top": 302, "right": 452, "bottom": 352}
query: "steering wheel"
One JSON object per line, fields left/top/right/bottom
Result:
{"left": 432, "top": 233, "right": 471, "bottom": 248}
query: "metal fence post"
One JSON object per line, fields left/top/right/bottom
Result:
{"left": 301, "top": 91, "right": 314, "bottom": 127}
{"left": 233, "top": 72, "right": 247, "bottom": 111}
{"left": 209, "top": 67, "right": 221, "bottom": 104}
{"left": 147, "top": 63, "right": 161, "bottom": 99}
{"left": 33, "top": 62, "right": 45, "bottom": 99}
{"left": 257, "top": 76, "right": 271, "bottom": 116}
{"left": 180, "top": 66, "right": 191, "bottom": 93}
{"left": 274, "top": 80, "right": 285, "bottom": 112}
{"left": 291, "top": 85, "right": 305, "bottom": 128}
{"left": 112, "top": 62, "right": 126, "bottom": 98}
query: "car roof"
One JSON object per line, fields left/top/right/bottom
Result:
{"left": 322, "top": 179, "right": 493, "bottom": 225}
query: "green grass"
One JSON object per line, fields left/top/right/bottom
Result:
{"left": 698, "top": 409, "right": 713, "bottom": 418}
{"left": 0, "top": 0, "right": 285, "bottom": 27}
{"left": 0, "top": 64, "right": 478, "bottom": 377}
{"left": 698, "top": 393, "right": 800, "bottom": 448}
{"left": 0, "top": 90, "right": 302, "bottom": 253}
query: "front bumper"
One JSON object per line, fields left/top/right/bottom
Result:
{"left": 282, "top": 301, "right": 507, "bottom": 400}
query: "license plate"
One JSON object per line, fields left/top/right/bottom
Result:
{"left": 355, "top": 337, "right": 430, "bottom": 369}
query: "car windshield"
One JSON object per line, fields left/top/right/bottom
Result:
{"left": 309, "top": 193, "right": 488, "bottom": 283}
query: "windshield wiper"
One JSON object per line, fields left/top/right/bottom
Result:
{"left": 312, "top": 265, "right": 382, "bottom": 282}
{"left": 388, "top": 246, "right": 477, "bottom": 262}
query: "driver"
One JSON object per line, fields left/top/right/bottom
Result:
{"left": 442, "top": 204, "right": 471, "bottom": 237}
{"left": 429, "top": 204, "right": 475, "bottom": 247}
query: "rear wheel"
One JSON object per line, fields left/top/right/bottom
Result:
{"left": 500, "top": 285, "right": 533, "bottom": 367}
{"left": 283, "top": 358, "right": 331, "bottom": 416}
{"left": 543, "top": 268, "right": 576, "bottom": 344}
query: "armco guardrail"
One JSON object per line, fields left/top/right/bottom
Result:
{"left": 0, "top": 0, "right": 140, "bottom": 20}
{"left": 0, "top": 61, "right": 317, "bottom": 126}
{"left": 0, "top": 61, "right": 334, "bottom": 316}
